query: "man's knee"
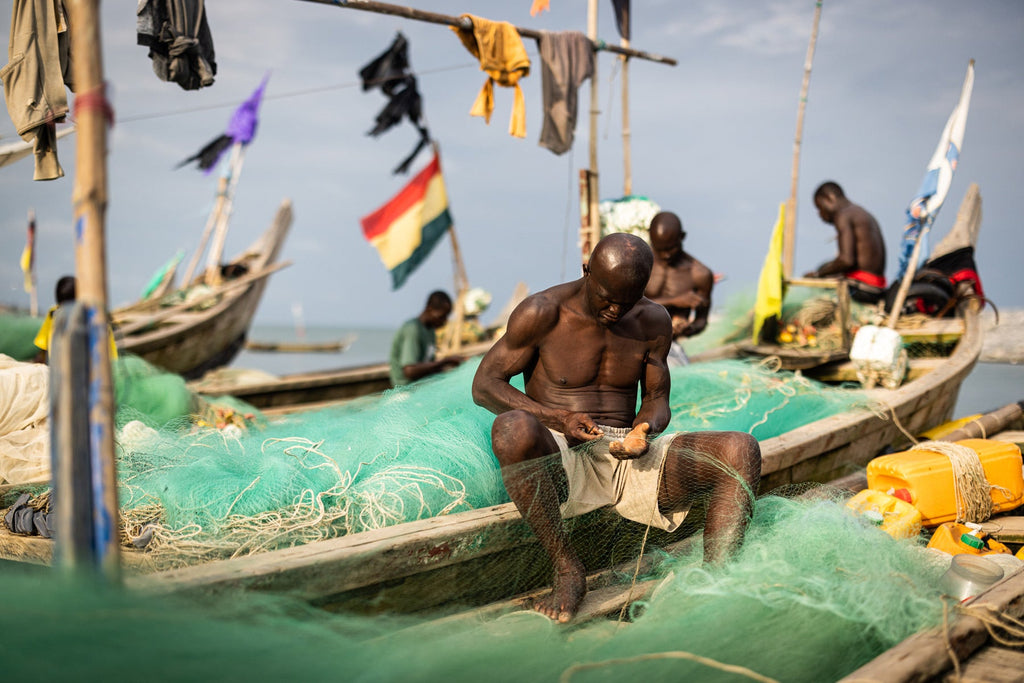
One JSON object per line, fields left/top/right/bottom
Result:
{"left": 491, "top": 410, "right": 547, "bottom": 465}
{"left": 674, "top": 431, "right": 761, "bottom": 487}
{"left": 718, "top": 432, "right": 761, "bottom": 481}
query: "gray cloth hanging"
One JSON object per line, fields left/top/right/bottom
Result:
{"left": 537, "top": 31, "right": 594, "bottom": 156}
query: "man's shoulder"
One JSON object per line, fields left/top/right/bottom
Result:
{"left": 635, "top": 298, "right": 673, "bottom": 331}
{"left": 677, "top": 253, "right": 713, "bottom": 281}
{"left": 395, "top": 317, "right": 424, "bottom": 336}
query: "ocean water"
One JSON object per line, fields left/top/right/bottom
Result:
{"left": 234, "top": 323, "right": 1024, "bottom": 421}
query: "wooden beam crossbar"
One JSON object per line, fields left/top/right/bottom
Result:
{"left": 298, "top": 0, "right": 677, "bottom": 66}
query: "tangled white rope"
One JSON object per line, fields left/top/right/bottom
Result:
{"left": 911, "top": 441, "right": 992, "bottom": 523}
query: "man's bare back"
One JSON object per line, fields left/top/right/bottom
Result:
{"left": 808, "top": 182, "right": 886, "bottom": 279}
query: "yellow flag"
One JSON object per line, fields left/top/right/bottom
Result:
{"left": 752, "top": 203, "right": 786, "bottom": 343}
{"left": 20, "top": 211, "right": 35, "bottom": 293}
{"left": 20, "top": 243, "right": 32, "bottom": 293}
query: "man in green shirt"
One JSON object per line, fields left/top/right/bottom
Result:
{"left": 389, "top": 290, "right": 463, "bottom": 387}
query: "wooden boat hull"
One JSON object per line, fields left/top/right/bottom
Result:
{"left": 114, "top": 201, "right": 292, "bottom": 379}
{"left": 188, "top": 339, "right": 493, "bottom": 411}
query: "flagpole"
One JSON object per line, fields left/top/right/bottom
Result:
{"left": 204, "top": 142, "right": 247, "bottom": 285}
{"left": 783, "top": 0, "right": 823, "bottom": 279}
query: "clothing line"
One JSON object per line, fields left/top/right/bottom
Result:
{"left": 298, "top": 0, "right": 677, "bottom": 66}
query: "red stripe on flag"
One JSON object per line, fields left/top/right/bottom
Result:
{"left": 360, "top": 152, "right": 442, "bottom": 241}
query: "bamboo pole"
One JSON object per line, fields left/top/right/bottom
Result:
{"left": 181, "top": 174, "right": 230, "bottom": 286}
{"left": 296, "top": 0, "right": 677, "bottom": 65}
{"left": 783, "top": 0, "right": 823, "bottom": 279}
{"left": 204, "top": 142, "right": 247, "bottom": 285}
{"left": 621, "top": 47, "right": 632, "bottom": 196}
{"left": 586, "top": 0, "right": 601, "bottom": 259}
{"left": 65, "top": 0, "right": 120, "bottom": 580}
{"left": 443, "top": 225, "right": 470, "bottom": 354}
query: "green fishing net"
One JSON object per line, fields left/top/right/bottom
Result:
{"left": 0, "top": 489, "right": 951, "bottom": 682}
{"left": 105, "top": 355, "right": 873, "bottom": 567}
{"left": 0, "top": 312, "right": 43, "bottom": 361}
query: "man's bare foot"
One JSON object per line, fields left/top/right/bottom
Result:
{"left": 533, "top": 561, "right": 587, "bottom": 623}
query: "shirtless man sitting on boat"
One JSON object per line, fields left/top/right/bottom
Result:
{"left": 472, "top": 232, "right": 761, "bottom": 622}
{"left": 643, "top": 211, "right": 714, "bottom": 364}
{"left": 805, "top": 181, "right": 887, "bottom": 303}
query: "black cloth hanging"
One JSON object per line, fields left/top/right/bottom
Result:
{"left": 137, "top": 0, "right": 216, "bottom": 91}
{"left": 358, "top": 33, "right": 432, "bottom": 174}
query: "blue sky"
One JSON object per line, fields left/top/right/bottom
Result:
{"left": 2, "top": 1, "right": 1022, "bottom": 328}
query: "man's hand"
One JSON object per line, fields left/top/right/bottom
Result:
{"left": 562, "top": 412, "right": 604, "bottom": 442}
{"left": 609, "top": 422, "right": 650, "bottom": 459}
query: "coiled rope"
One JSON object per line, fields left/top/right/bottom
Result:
{"left": 911, "top": 441, "right": 996, "bottom": 523}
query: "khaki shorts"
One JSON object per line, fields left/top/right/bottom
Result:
{"left": 552, "top": 426, "right": 689, "bottom": 532}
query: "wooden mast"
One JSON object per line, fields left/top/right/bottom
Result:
{"left": 783, "top": 0, "right": 823, "bottom": 279}
{"left": 64, "top": 0, "right": 120, "bottom": 580}
{"left": 621, "top": 48, "right": 632, "bottom": 197}
{"left": 583, "top": 0, "right": 601, "bottom": 265}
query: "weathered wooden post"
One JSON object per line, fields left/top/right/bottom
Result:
{"left": 54, "top": 0, "right": 120, "bottom": 580}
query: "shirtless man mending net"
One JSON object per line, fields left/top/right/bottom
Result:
{"left": 472, "top": 232, "right": 762, "bottom": 622}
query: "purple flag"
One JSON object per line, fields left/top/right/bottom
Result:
{"left": 178, "top": 74, "right": 270, "bottom": 173}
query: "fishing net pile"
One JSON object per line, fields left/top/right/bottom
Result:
{"left": 2, "top": 346, "right": 965, "bottom": 682}
{"left": 0, "top": 486, "right": 953, "bottom": 682}
{"left": 91, "top": 351, "right": 874, "bottom": 569}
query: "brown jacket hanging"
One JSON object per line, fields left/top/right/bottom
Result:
{"left": 1, "top": 0, "right": 74, "bottom": 181}
{"left": 451, "top": 15, "right": 530, "bottom": 138}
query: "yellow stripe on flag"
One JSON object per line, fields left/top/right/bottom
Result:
{"left": 369, "top": 172, "right": 448, "bottom": 269}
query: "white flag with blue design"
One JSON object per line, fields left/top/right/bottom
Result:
{"left": 896, "top": 60, "right": 974, "bottom": 281}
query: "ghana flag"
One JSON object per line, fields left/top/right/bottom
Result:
{"left": 360, "top": 150, "right": 453, "bottom": 290}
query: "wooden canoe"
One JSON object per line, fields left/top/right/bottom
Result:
{"left": 115, "top": 300, "right": 984, "bottom": 609}
{"left": 188, "top": 338, "right": 494, "bottom": 413}
{"left": 112, "top": 200, "right": 292, "bottom": 380}
{"left": 243, "top": 337, "right": 354, "bottom": 353}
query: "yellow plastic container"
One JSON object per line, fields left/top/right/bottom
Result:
{"left": 845, "top": 489, "right": 922, "bottom": 539}
{"left": 866, "top": 439, "right": 1024, "bottom": 527}
{"left": 926, "top": 521, "right": 1012, "bottom": 556}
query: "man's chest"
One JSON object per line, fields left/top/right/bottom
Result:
{"left": 538, "top": 324, "right": 648, "bottom": 387}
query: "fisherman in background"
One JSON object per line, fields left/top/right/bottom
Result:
{"left": 473, "top": 233, "right": 761, "bottom": 622}
{"left": 805, "top": 181, "right": 887, "bottom": 303}
{"left": 643, "top": 211, "right": 714, "bottom": 365}
{"left": 33, "top": 275, "right": 118, "bottom": 364}
{"left": 389, "top": 290, "right": 463, "bottom": 387}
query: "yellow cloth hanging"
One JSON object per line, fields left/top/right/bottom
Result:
{"left": 451, "top": 15, "right": 530, "bottom": 138}
{"left": 752, "top": 203, "right": 787, "bottom": 344}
